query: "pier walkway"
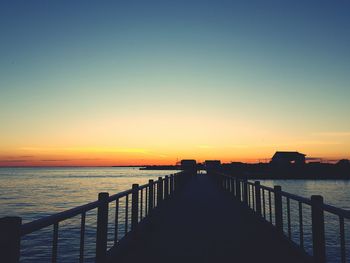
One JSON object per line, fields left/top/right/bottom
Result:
{"left": 109, "top": 174, "right": 309, "bottom": 263}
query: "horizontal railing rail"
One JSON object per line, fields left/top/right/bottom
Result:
{"left": 0, "top": 171, "right": 190, "bottom": 263}
{"left": 21, "top": 200, "right": 100, "bottom": 236}
{"left": 218, "top": 172, "right": 348, "bottom": 263}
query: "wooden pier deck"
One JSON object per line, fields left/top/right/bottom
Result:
{"left": 108, "top": 174, "right": 310, "bottom": 263}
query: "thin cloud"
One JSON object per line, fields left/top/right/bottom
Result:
{"left": 297, "top": 140, "right": 341, "bottom": 146}
{"left": 305, "top": 157, "right": 323, "bottom": 161}
{"left": 1, "top": 155, "right": 34, "bottom": 159}
{"left": 41, "top": 159, "right": 72, "bottom": 162}
{"left": 19, "top": 147, "right": 150, "bottom": 154}
{"left": 229, "top": 145, "right": 251, "bottom": 149}
{"left": 0, "top": 159, "right": 29, "bottom": 163}
{"left": 197, "top": 145, "right": 212, "bottom": 149}
{"left": 40, "top": 158, "right": 101, "bottom": 162}
{"left": 314, "top": 132, "right": 350, "bottom": 137}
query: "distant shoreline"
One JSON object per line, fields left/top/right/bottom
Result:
{"left": 0, "top": 165, "right": 146, "bottom": 168}
{"left": 1, "top": 164, "right": 350, "bottom": 180}
{"left": 0, "top": 165, "right": 179, "bottom": 169}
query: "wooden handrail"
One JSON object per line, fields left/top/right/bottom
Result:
{"left": 218, "top": 171, "right": 349, "bottom": 263}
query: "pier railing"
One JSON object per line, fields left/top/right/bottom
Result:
{"left": 219, "top": 173, "right": 349, "bottom": 263}
{"left": 0, "top": 171, "right": 187, "bottom": 263}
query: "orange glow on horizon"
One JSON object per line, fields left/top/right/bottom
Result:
{"left": 0, "top": 145, "right": 348, "bottom": 167}
{"left": 1, "top": 113, "right": 349, "bottom": 167}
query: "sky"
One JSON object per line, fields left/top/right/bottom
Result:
{"left": 1, "top": 0, "right": 350, "bottom": 166}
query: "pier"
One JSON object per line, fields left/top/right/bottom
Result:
{"left": 0, "top": 171, "right": 348, "bottom": 263}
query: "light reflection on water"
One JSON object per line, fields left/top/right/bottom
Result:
{"left": 0, "top": 167, "right": 178, "bottom": 262}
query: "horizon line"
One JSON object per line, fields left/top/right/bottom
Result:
{"left": 0, "top": 159, "right": 345, "bottom": 168}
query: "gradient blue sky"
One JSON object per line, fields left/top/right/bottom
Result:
{"left": 1, "top": 1, "right": 350, "bottom": 165}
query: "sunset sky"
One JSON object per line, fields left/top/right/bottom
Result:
{"left": 1, "top": 1, "right": 350, "bottom": 166}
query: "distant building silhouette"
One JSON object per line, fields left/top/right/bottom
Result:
{"left": 271, "top": 151, "right": 306, "bottom": 165}
{"left": 337, "top": 159, "right": 350, "bottom": 166}
{"left": 204, "top": 160, "right": 221, "bottom": 170}
{"left": 180, "top": 159, "right": 197, "bottom": 170}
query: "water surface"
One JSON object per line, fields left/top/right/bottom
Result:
{"left": 0, "top": 167, "right": 178, "bottom": 262}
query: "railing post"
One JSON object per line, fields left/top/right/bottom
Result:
{"left": 243, "top": 179, "right": 248, "bottom": 205}
{"left": 230, "top": 177, "right": 235, "bottom": 196}
{"left": 179, "top": 172, "right": 183, "bottom": 189}
{"left": 255, "top": 181, "right": 262, "bottom": 216}
{"left": 274, "top": 186, "right": 283, "bottom": 233}
{"left": 164, "top": 176, "right": 169, "bottom": 199}
{"left": 157, "top": 177, "right": 163, "bottom": 205}
{"left": 0, "top": 216, "right": 21, "bottom": 263}
{"left": 131, "top": 184, "right": 139, "bottom": 231}
{"left": 311, "top": 195, "right": 326, "bottom": 263}
{"left": 174, "top": 173, "right": 179, "bottom": 191}
{"left": 148, "top": 180, "right": 154, "bottom": 211}
{"left": 236, "top": 179, "right": 241, "bottom": 201}
{"left": 170, "top": 175, "right": 174, "bottom": 195}
{"left": 96, "top": 192, "right": 109, "bottom": 263}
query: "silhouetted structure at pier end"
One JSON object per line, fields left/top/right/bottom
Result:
{"left": 141, "top": 153, "right": 350, "bottom": 179}
{"left": 180, "top": 159, "right": 197, "bottom": 170}
{"left": 271, "top": 151, "right": 306, "bottom": 165}
{"left": 220, "top": 152, "right": 350, "bottom": 179}
{"left": 204, "top": 160, "right": 221, "bottom": 171}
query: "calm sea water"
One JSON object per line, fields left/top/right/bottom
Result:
{"left": 0, "top": 167, "right": 178, "bottom": 263}
{"left": 0, "top": 168, "right": 349, "bottom": 262}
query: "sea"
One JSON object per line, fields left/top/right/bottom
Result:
{"left": 0, "top": 167, "right": 349, "bottom": 262}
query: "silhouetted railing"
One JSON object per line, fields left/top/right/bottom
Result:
{"left": 219, "top": 173, "right": 348, "bottom": 263}
{"left": 0, "top": 172, "right": 187, "bottom": 263}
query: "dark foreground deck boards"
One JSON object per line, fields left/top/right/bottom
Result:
{"left": 109, "top": 174, "right": 310, "bottom": 263}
